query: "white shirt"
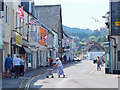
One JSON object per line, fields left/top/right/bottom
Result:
{"left": 56, "top": 60, "right": 63, "bottom": 67}
{"left": 14, "top": 57, "right": 22, "bottom": 66}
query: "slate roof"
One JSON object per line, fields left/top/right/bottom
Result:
{"left": 83, "top": 41, "right": 104, "bottom": 52}
{"left": 35, "top": 5, "right": 63, "bottom": 33}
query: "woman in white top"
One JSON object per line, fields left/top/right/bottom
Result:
{"left": 54, "top": 57, "right": 65, "bottom": 78}
{"left": 13, "top": 55, "right": 22, "bottom": 78}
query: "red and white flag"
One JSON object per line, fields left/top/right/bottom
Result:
{"left": 98, "top": 29, "right": 100, "bottom": 32}
{"left": 44, "top": 35, "right": 49, "bottom": 41}
{"left": 67, "top": 39, "right": 70, "bottom": 43}
{"left": 16, "top": 7, "right": 24, "bottom": 22}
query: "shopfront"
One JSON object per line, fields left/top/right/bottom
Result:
{"left": 103, "top": 41, "right": 110, "bottom": 74}
{"left": 20, "top": 46, "right": 32, "bottom": 71}
{"left": 0, "top": 31, "right": 4, "bottom": 73}
{"left": 12, "top": 31, "right": 22, "bottom": 58}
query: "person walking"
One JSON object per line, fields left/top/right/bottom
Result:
{"left": 19, "top": 55, "right": 24, "bottom": 76}
{"left": 97, "top": 56, "right": 101, "bottom": 71}
{"left": 63, "top": 54, "right": 67, "bottom": 64}
{"left": 101, "top": 55, "right": 105, "bottom": 64}
{"left": 49, "top": 57, "right": 53, "bottom": 67}
{"left": 54, "top": 57, "right": 65, "bottom": 78}
{"left": 13, "top": 55, "right": 22, "bottom": 78}
{"left": 5, "top": 54, "right": 13, "bottom": 78}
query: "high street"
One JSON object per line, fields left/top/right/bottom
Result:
{"left": 21, "top": 60, "right": 118, "bottom": 89}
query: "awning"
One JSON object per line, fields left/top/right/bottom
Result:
{"left": 0, "top": 32, "right": 4, "bottom": 50}
{"left": 23, "top": 47, "right": 31, "bottom": 54}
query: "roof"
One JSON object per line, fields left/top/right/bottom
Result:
{"left": 83, "top": 41, "right": 104, "bottom": 52}
{"left": 63, "top": 30, "right": 72, "bottom": 39}
{"left": 35, "top": 5, "right": 63, "bottom": 33}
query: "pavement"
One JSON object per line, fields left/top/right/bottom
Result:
{"left": 2, "top": 66, "right": 56, "bottom": 89}
{"left": 2, "top": 61, "right": 74, "bottom": 89}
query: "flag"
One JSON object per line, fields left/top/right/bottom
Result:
{"left": 95, "top": 19, "right": 99, "bottom": 22}
{"left": 44, "top": 35, "right": 49, "bottom": 41}
{"left": 67, "top": 39, "right": 70, "bottom": 43}
{"left": 16, "top": 7, "right": 24, "bottom": 22}
{"left": 100, "top": 26, "right": 104, "bottom": 29}
{"left": 92, "top": 17, "right": 99, "bottom": 23}
{"left": 98, "top": 29, "right": 100, "bottom": 32}
{"left": 28, "top": 21, "right": 36, "bottom": 26}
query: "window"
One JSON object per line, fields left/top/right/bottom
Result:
{"left": 16, "top": 12, "right": 17, "bottom": 28}
{"left": 2, "top": 4, "right": 5, "bottom": 21}
{"left": 5, "top": 5, "right": 7, "bottom": 22}
{"left": 0, "top": 11, "right": 1, "bottom": 17}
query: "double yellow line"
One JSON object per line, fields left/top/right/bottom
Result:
{"left": 25, "top": 72, "right": 46, "bottom": 90}
{"left": 24, "top": 67, "right": 57, "bottom": 90}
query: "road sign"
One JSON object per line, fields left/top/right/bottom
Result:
{"left": 115, "top": 21, "right": 120, "bottom": 26}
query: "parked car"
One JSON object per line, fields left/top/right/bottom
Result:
{"left": 74, "top": 57, "right": 81, "bottom": 61}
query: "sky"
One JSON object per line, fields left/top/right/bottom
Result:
{"left": 34, "top": 0, "right": 109, "bottom": 30}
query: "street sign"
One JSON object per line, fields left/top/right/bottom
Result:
{"left": 115, "top": 21, "right": 120, "bottom": 26}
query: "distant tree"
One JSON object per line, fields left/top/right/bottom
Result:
{"left": 89, "top": 36, "right": 96, "bottom": 41}
{"left": 91, "top": 30, "right": 101, "bottom": 37}
{"left": 74, "top": 51, "right": 81, "bottom": 56}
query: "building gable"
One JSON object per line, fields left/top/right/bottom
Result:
{"left": 88, "top": 45, "right": 104, "bottom": 52}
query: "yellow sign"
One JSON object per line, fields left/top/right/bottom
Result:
{"left": 15, "top": 32, "right": 22, "bottom": 45}
{"left": 115, "top": 21, "right": 120, "bottom": 26}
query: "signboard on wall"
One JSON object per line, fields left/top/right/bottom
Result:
{"left": 111, "top": 1, "right": 120, "bottom": 35}
{"left": 15, "top": 32, "right": 22, "bottom": 45}
{"left": 40, "top": 26, "right": 46, "bottom": 46}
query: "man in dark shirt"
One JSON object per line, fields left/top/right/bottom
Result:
{"left": 5, "top": 54, "right": 13, "bottom": 78}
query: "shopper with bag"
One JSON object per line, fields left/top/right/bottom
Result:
{"left": 97, "top": 56, "right": 102, "bottom": 71}
{"left": 13, "top": 55, "right": 22, "bottom": 78}
{"left": 19, "top": 55, "right": 24, "bottom": 76}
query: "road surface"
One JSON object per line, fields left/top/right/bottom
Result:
{"left": 23, "top": 60, "right": 118, "bottom": 89}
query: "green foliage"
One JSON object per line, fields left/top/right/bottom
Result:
{"left": 88, "top": 36, "right": 105, "bottom": 47}
{"left": 75, "top": 51, "right": 81, "bottom": 56}
{"left": 89, "top": 36, "right": 96, "bottom": 41}
{"left": 91, "top": 30, "right": 101, "bottom": 37}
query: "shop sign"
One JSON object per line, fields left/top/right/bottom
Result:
{"left": 15, "top": 32, "right": 22, "bottom": 45}
{"left": 115, "top": 21, "right": 120, "bottom": 26}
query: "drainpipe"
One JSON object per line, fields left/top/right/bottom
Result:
{"left": 109, "top": 35, "right": 117, "bottom": 72}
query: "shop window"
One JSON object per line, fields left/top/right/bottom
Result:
{"left": 118, "top": 51, "right": 120, "bottom": 61}
{"left": 16, "top": 12, "right": 18, "bottom": 28}
{"left": 5, "top": 5, "right": 7, "bottom": 22}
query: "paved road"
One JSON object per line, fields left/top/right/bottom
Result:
{"left": 24, "top": 60, "right": 118, "bottom": 89}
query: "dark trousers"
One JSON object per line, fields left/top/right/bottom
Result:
{"left": 14, "top": 65, "right": 20, "bottom": 78}
{"left": 20, "top": 65, "right": 24, "bottom": 76}
{"left": 97, "top": 64, "right": 101, "bottom": 71}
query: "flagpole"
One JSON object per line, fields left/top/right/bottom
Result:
{"left": 91, "top": 17, "right": 105, "bottom": 25}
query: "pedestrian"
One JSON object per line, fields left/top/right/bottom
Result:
{"left": 63, "top": 54, "right": 67, "bottom": 64}
{"left": 101, "top": 55, "right": 105, "bottom": 64}
{"left": 97, "top": 56, "right": 101, "bottom": 71}
{"left": 19, "top": 55, "right": 24, "bottom": 76}
{"left": 49, "top": 57, "right": 53, "bottom": 67}
{"left": 60, "top": 56, "right": 63, "bottom": 62}
{"left": 13, "top": 55, "right": 22, "bottom": 78}
{"left": 54, "top": 57, "right": 65, "bottom": 78}
{"left": 5, "top": 54, "right": 13, "bottom": 78}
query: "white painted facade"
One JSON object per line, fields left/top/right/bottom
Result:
{"left": 88, "top": 51, "right": 105, "bottom": 60}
